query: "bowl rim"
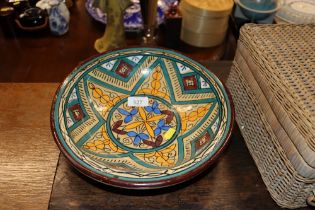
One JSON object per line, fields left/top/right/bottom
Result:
{"left": 235, "top": 0, "right": 283, "bottom": 14}
{"left": 274, "top": 14, "right": 295, "bottom": 23}
{"left": 50, "top": 47, "right": 235, "bottom": 189}
{"left": 275, "top": 0, "right": 315, "bottom": 23}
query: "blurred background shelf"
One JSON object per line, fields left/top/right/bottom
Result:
{"left": 0, "top": 0, "right": 236, "bottom": 82}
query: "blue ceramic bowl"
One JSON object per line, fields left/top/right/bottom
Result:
{"left": 237, "top": 0, "right": 280, "bottom": 21}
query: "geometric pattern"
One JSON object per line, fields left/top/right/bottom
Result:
{"left": 52, "top": 48, "right": 233, "bottom": 185}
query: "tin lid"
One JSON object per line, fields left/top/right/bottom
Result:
{"left": 180, "top": 0, "right": 234, "bottom": 17}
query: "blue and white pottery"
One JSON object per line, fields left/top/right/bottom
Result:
{"left": 48, "top": 0, "right": 70, "bottom": 35}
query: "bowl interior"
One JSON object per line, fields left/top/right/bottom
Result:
{"left": 51, "top": 48, "right": 233, "bottom": 188}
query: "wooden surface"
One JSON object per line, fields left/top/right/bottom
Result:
{"left": 0, "top": 71, "right": 311, "bottom": 210}
{"left": 0, "top": 84, "right": 60, "bottom": 210}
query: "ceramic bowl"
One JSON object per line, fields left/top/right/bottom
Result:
{"left": 15, "top": 7, "right": 48, "bottom": 31}
{"left": 51, "top": 48, "right": 234, "bottom": 189}
{"left": 275, "top": 0, "right": 315, "bottom": 24}
{"left": 236, "top": 0, "right": 281, "bottom": 21}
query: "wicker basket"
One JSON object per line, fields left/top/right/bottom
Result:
{"left": 227, "top": 24, "right": 315, "bottom": 208}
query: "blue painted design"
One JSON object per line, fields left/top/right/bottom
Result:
{"left": 118, "top": 108, "right": 138, "bottom": 123}
{"left": 154, "top": 119, "right": 170, "bottom": 136}
{"left": 49, "top": 2, "right": 69, "bottom": 36}
{"left": 105, "top": 95, "right": 181, "bottom": 153}
{"left": 127, "top": 131, "right": 149, "bottom": 145}
{"left": 145, "top": 101, "right": 161, "bottom": 114}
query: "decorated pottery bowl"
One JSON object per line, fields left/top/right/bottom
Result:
{"left": 51, "top": 48, "right": 234, "bottom": 189}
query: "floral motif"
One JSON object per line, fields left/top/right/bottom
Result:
{"left": 111, "top": 100, "right": 176, "bottom": 148}
{"left": 123, "top": 106, "right": 165, "bottom": 138}
{"left": 127, "top": 131, "right": 149, "bottom": 145}
{"left": 154, "top": 119, "right": 170, "bottom": 136}
{"left": 118, "top": 108, "right": 138, "bottom": 123}
{"left": 144, "top": 101, "right": 161, "bottom": 114}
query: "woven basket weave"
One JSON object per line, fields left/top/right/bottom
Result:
{"left": 227, "top": 24, "right": 315, "bottom": 208}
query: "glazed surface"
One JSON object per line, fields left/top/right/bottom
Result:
{"left": 52, "top": 48, "right": 233, "bottom": 186}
